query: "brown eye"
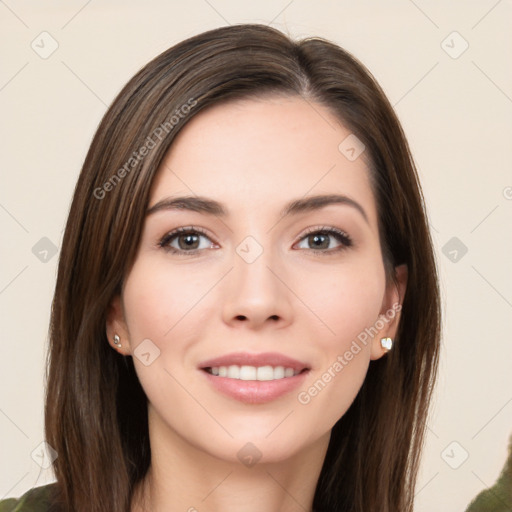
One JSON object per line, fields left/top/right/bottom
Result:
{"left": 159, "top": 227, "right": 214, "bottom": 254}
{"left": 296, "top": 227, "right": 352, "bottom": 254}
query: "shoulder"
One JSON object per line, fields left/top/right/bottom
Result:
{"left": 0, "top": 483, "right": 57, "bottom": 512}
{"left": 465, "top": 445, "right": 512, "bottom": 511}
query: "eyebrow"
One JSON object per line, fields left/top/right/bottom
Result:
{"left": 146, "top": 193, "right": 369, "bottom": 224}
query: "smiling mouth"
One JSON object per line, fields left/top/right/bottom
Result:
{"left": 202, "top": 365, "right": 309, "bottom": 381}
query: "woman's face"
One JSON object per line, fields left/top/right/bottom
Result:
{"left": 108, "top": 95, "right": 405, "bottom": 464}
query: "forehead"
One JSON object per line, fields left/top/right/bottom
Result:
{"left": 150, "top": 95, "right": 377, "bottom": 226}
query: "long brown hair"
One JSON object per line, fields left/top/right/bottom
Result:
{"left": 45, "top": 23, "right": 440, "bottom": 512}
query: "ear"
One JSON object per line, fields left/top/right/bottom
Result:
{"left": 106, "top": 295, "right": 131, "bottom": 356}
{"left": 370, "top": 264, "right": 408, "bottom": 360}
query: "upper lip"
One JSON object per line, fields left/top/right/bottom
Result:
{"left": 199, "top": 352, "right": 310, "bottom": 373}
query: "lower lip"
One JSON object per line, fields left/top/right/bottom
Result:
{"left": 201, "top": 369, "right": 309, "bottom": 404}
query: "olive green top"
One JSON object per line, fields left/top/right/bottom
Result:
{"left": 465, "top": 438, "right": 512, "bottom": 512}
{"left": 0, "top": 483, "right": 55, "bottom": 512}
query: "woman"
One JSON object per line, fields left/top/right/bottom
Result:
{"left": 0, "top": 23, "right": 440, "bottom": 511}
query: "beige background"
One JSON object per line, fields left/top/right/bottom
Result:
{"left": 1, "top": 1, "right": 511, "bottom": 510}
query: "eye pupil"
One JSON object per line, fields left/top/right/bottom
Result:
{"left": 310, "top": 233, "right": 328, "bottom": 249}
{"left": 180, "top": 234, "right": 199, "bottom": 249}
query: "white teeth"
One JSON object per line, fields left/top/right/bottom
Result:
{"left": 274, "top": 366, "right": 285, "bottom": 379}
{"left": 257, "top": 365, "right": 275, "bottom": 381}
{"left": 239, "top": 365, "right": 257, "bottom": 380}
{"left": 227, "top": 365, "right": 240, "bottom": 379}
{"left": 207, "top": 365, "right": 302, "bottom": 380}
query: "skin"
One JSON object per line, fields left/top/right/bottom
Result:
{"left": 106, "top": 95, "right": 407, "bottom": 512}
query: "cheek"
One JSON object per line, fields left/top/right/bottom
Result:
{"left": 297, "top": 254, "right": 386, "bottom": 348}
{"left": 120, "top": 259, "right": 209, "bottom": 408}
{"left": 293, "top": 255, "right": 385, "bottom": 426}
{"left": 122, "top": 259, "right": 209, "bottom": 344}
{"left": 119, "top": 258, "right": 213, "bottom": 400}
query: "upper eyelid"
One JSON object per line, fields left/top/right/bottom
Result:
{"left": 301, "top": 225, "right": 350, "bottom": 238}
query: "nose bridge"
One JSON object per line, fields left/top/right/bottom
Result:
{"left": 221, "top": 229, "right": 292, "bottom": 327}
{"left": 234, "top": 231, "right": 280, "bottom": 299}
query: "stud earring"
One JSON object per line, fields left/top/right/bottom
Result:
{"left": 380, "top": 337, "right": 393, "bottom": 351}
{"left": 113, "top": 334, "right": 121, "bottom": 348}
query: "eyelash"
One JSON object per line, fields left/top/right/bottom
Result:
{"left": 158, "top": 225, "right": 353, "bottom": 256}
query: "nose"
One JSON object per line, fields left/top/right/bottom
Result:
{"left": 221, "top": 240, "right": 294, "bottom": 331}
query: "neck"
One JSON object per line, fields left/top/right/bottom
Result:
{"left": 131, "top": 407, "right": 330, "bottom": 512}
